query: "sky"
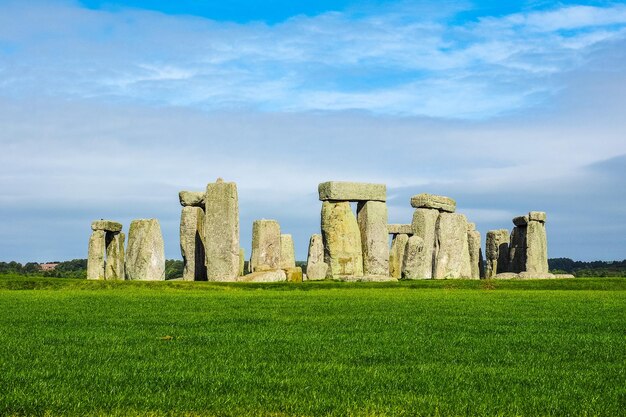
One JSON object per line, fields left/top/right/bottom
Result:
{"left": 0, "top": 0, "right": 625, "bottom": 263}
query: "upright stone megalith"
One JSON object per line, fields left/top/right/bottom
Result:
{"left": 434, "top": 213, "right": 472, "bottom": 279}
{"left": 249, "top": 219, "right": 281, "bottom": 273}
{"left": 180, "top": 206, "right": 206, "bottom": 281}
{"left": 486, "top": 229, "right": 510, "bottom": 278}
{"left": 508, "top": 216, "right": 528, "bottom": 273}
{"left": 280, "top": 234, "right": 296, "bottom": 270}
{"left": 389, "top": 233, "right": 409, "bottom": 279}
{"left": 321, "top": 201, "right": 363, "bottom": 278}
{"left": 526, "top": 212, "right": 548, "bottom": 274}
{"left": 402, "top": 235, "right": 427, "bottom": 279}
{"left": 467, "top": 223, "right": 483, "bottom": 279}
{"left": 306, "top": 234, "right": 328, "bottom": 280}
{"left": 204, "top": 179, "right": 240, "bottom": 281}
{"left": 410, "top": 208, "right": 439, "bottom": 279}
{"left": 125, "top": 219, "right": 165, "bottom": 281}
{"left": 357, "top": 200, "right": 389, "bottom": 276}
{"left": 88, "top": 220, "right": 124, "bottom": 280}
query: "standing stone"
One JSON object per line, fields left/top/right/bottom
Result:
{"left": 87, "top": 230, "right": 106, "bottom": 280}
{"left": 279, "top": 234, "right": 296, "bottom": 269}
{"left": 486, "top": 229, "right": 510, "bottom": 278}
{"left": 249, "top": 219, "right": 281, "bottom": 273}
{"left": 467, "top": 225, "right": 482, "bottom": 279}
{"left": 402, "top": 235, "right": 428, "bottom": 279}
{"left": 508, "top": 225, "right": 527, "bottom": 273}
{"left": 321, "top": 201, "right": 363, "bottom": 278}
{"left": 180, "top": 206, "right": 206, "bottom": 281}
{"left": 306, "top": 234, "right": 328, "bottom": 280}
{"left": 205, "top": 179, "right": 240, "bottom": 281}
{"left": 239, "top": 248, "right": 245, "bottom": 276}
{"left": 526, "top": 213, "right": 548, "bottom": 274}
{"left": 357, "top": 201, "right": 389, "bottom": 276}
{"left": 105, "top": 232, "right": 125, "bottom": 280}
{"left": 389, "top": 233, "right": 409, "bottom": 279}
{"left": 410, "top": 208, "right": 439, "bottom": 279}
{"left": 125, "top": 219, "right": 165, "bottom": 281}
{"left": 434, "top": 213, "right": 472, "bottom": 279}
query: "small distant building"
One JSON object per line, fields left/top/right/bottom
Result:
{"left": 39, "top": 263, "right": 59, "bottom": 271}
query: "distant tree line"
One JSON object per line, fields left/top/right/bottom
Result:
{"left": 549, "top": 258, "right": 626, "bottom": 277}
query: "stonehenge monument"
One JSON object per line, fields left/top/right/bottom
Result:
{"left": 125, "top": 219, "right": 165, "bottom": 281}
{"left": 88, "top": 178, "right": 555, "bottom": 282}
{"left": 87, "top": 220, "right": 124, "bottom": 280}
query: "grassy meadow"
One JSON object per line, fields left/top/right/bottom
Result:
{"left": 0, "top": 276, "right": 625, "bottom": 416}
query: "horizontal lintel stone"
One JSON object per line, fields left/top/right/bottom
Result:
{"left": 528, "top": 211, "right": 547, "bottom": 222}
{"left": 512, "top": 215, "right": 529, "bottom": 226}
{"left": 410, "top": 193, "right": 456, "bottom": 212}
{"left": 91, "top": 220, "right": 122, "bottom": 232}
{"left": 318, "top": 181, "right": 386, "bottom": 202}
{"left": 179, "top": 191, "right": 205, "bottom": 207}
{"left": 387, "top": 224, "right": 413, "bottom": 235}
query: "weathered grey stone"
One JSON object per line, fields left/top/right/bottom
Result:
{"left": 87, "top": 230, "right": 106, "bottom": 280}
{"left": 495, "top": 272, "right": 519, "bottom": 279}
{"left": 318, "top": 181, "right": 386, "bottom": 202}
{"left": 249, "top": 219, "right": 281, "bottom": 272}
{"left": 284, "top": 267, "right": 303, "bottom": 283}
{"left": 402, "top": 235, "right": 428, "bottom": 279}
{"left": 105, "top": 232, "right": 125, "bottom": 280}
{"left": 338, "top": 275, "right": 398, "bottom": 282}
{"left": 306, "top": 234, "right": 328, "bottom": 281}
{"left": 239, "top": 248, "right": 245, "bottom": 277}
{"left": 357, "top": 201, "right": 389, "bottom": 276}
{"left": 204, "top": 179, "right": 240, "bottom": 281}
{"left": 467, "top": 228, "right": 482, "bottom": 279}
{"left": 410, "top": 194, "right": 456, "bottom": 213}
{"left": 528, "top": 211, "right": 547, "bottom": 223}
{"left": 486, "top": 229, "right": 510, "bottom": 278}
{"left": 410, "top": 209, "right": 439, "bottom": 279}
{"left": 508, "top": 226, "right": 527, "bottom": 273}
{"left": 321, "top": 201, "right": 364, "bottom": 278}
{"left": 178, "top": 191, "right": 205, "bottom": 207}
{"left": 387, "top": 224, "right": 413, "bottom": 235}
{"left": 554, "top": 273, "right": 575, "bottom": 279}
{"left": 434, "top": 213, "right": 472, "bottom": 279}
{"left": 239, "top": 269, "right": 287, "bottom": 283}
{"left": 279, "top": 234, "right": 296, "bottom": 269}
{"left": 125, "top": 219, "right": 165, "bottom": 281}
{"left": 526, "top": 219, "right": 548, "bottom": 274}
{"left": 512, "top": 215, "right": 529, "bottom": 226}
{"left": 389, "top": 233, "right": 409, "bottom": 279}
{"left": 519, "top": 272, "right": 555, "bottom": 279}
{"left": 91, "top": 220, "right": 122, "bottom": 232}
{"left": 180, "top": 206, "right": 206, "bottom": 281}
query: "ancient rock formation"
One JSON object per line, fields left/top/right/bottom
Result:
{"left": 387, "top": 224, "right": 413, "bottom": 235}
{"left": 402, "top": 235, "right": 427, "bottom": 279}
{"left": 279, "top": 234, "right": 296, "bottom": 269}
{"left": 306, "top": 233, "right": 328, "bottom": 280}
{"left": 204, "top": 179, "right": 240, "bottom": 281}
{"left": 178, "top": 191, "right": 205, "bottom": 207}
{"left": 180, "top": 206, "right": 206, "bottom": 281}
{"left": 526, "top": 212, "right": 548, "bottom": 274}
{"left": 467, "top": 223, "right": 483, "bottom": 279}
{"left": 105, "top": 232, "right": 125, "bottom": 280}
{"left": 239, "top": 269, "right": 287, "bottom": 282}
{"left": 318, "top": 181, "right": 386, "bottom": 202}
{"left": 284, "top": 267, "right": 303, "bottom": 283}
{"left": 389, "top": 233, "right": 409, "bottom": 279}
{"left": 410, "top": 193, "right": 456, "bottom": 213}
{"left": 87, "top": 229, "right": 106, "bottom": 280}
{"left": 357, "top": 201, "right": 389, "bottom": 276}
{"left": 434, "top": 213, "right": 472, "bottom": 279}
{"left": 125, "top": 219, "right": 165, "bottom": 281}
{"left": 410, "top": 208, "right": 439, "bottom": 279}
{"left": 486, "top": 229, "right": 510, "bottom": 278}
{"left": 249, "top": 219, "right": 281, "bottom": 273}
{"left": 87, "top": 220, "right": 124, "bottom": 280}
{"left": 321, "top": 201, "right": 363, "bottom": 278}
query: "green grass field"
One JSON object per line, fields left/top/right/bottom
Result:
{"left": 1, "top": 276, "right": 625, "bottom": 416}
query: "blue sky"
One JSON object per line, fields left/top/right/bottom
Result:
{"left": 0, "top": 0, "right": 625, "bottom": 262}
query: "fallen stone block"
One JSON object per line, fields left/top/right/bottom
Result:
{"left": 284, "top": 267, "right": 303, "bottom": 283}
{"left": 239, "top": 269, "right": 287, "bottom": 283}
{"left": 495, "top": 272, "right": 519, "bottom": 279}
{"left": 519, "top": 272, "right": 555, "bottom": 279}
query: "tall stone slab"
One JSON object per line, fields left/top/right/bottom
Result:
{"left": 508, "top": 224, "right": 527, "bottom": 274}
{"left": 434, "top": 213, "right": 472, "bottom": 279}
{"left": 410, "top": 208, "right": 439, "bottom": 279}
{"left": 526, "top": 213, "right": 548, "bottom": 274}
{"left": 105, "top": 232, "right": 125, "bottom": 280}
{"left": 249, "top": 219, "right": 281, "bottom": 273}
{"left": 357, "top": 201, "right": 389, "bottom": 276}
{"left": 180, "top": 206, "right": 206, "bottom": 281}
{"left": 402, "top": 235, "right": 428, "bottom": 279}
{"left": 321, "top": 201, "right": 363, "bottom": 278}
{"left": 87, "top": 230, "right": 106, "bottom": 280}
{"left": 280, "top": 234, "right": 296, "bottom": 269}
{"left": 125, "top": 219, "right": 165, "bottom": 281}
{"left": 467, "top": 226, "right": 482, "bottom": 279}
{"left": 205, "top": 179, "right": 240, "bottom": 281}
{"left": 389, "top": 233, "right": 409, "bottom": 279}
{"left": 306, "top": 234, "right": 328, "bottom": 280}
{"left": 486, "top": 229, "right": 510, "bottom": 278}
{"left": 239, "top": 248, "right": 245, "bottom": 276}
